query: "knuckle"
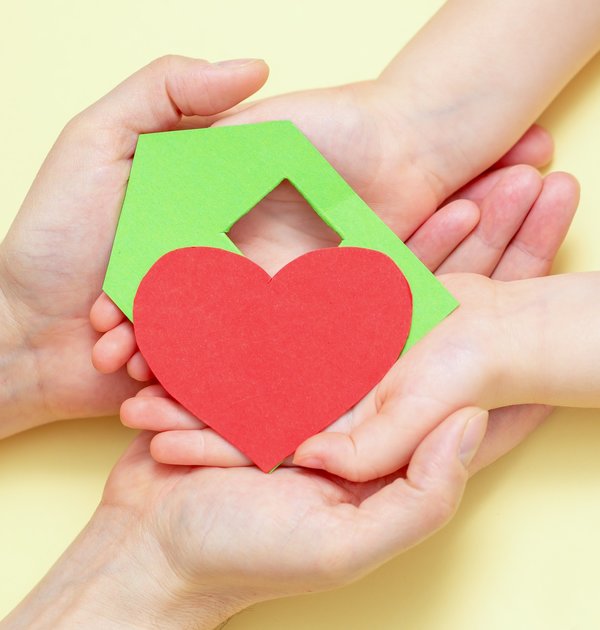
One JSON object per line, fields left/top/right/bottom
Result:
{"left": 149, "top": 54, "right": 179, "bottom": 71}
{"left": 62, "top": 109, "right": 92, "bottom": 138}
{"left": 421, "top": 483, "right": 463, "bottom": 531}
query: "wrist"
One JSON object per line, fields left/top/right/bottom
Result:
{"left": 2, "top": 504, "right": 248, "bottom": 630}
{"left": 499, "top": 273, "right": 600, "bottom": 408}
{"left": 437, "top": 274, "right": 512, "bottom": 410}
{"left": 494, "top": 277, "right": 551, "bottom": 407}
{"left": 368, "top": 73, "right": 473, "bottom": 205}
{"left": 0, "top": 254, "right": 49, "bottom": 436}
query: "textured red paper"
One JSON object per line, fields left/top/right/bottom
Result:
{"left": 133, "top": 246, "right": 413, "bottom": 472}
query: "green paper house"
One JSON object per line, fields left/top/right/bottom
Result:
{"left": 103, "top": 121, "right": 457, "bottom": 351}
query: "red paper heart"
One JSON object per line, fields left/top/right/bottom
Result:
{"left": 133, "top": 246, "right": 412, "bottom": 471}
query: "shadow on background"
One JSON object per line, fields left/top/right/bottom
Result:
{"left": 540, "top": 52, "right": 600, "bottom": 135}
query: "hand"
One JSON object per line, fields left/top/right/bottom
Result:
{"left": 210, "top": 79, "right": 555, "bottom": 237}
{"left": 2, "top": 407, "right": 488, "bottom": 629}
{"left": 288, "top": 267, "right": 600, "bottom": 481}
{"left": 0, "top": 56, "right": 269, "bottom": 435}
{"left": 84, "top": 60, "right": 572, "bottom": 477}
{"left": 90, "top": 65, "right": 569, "bottom": 376}
{"left": 110, "top": 164, "right": 578, "bottom": 475}
{"left": 91, "top": 153, "right": 573, "bottom": 379}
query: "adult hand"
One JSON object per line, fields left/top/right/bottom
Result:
{"left": 0, "top": 56, "right": 269, "bottom": 435}
{"left": 2, "top": 407, "right": 487, "bottom": 629}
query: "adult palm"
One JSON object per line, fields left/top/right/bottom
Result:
{"left": 0, "top": 57, "right": 270, "bottom": 431}
{"left": 101, "top": 406, "right": 482, "bottom": 623}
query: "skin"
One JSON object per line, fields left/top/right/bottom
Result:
{"left": 3, "top": 0, "right": 600, "bottom": 622}
{"left": 94, "top": 0, "right": 600, "bottom": 474}
{"left": 0, "top": 56, "right": 271, "bottom": 437}
{"left": 289, "top": 272, "right": 600, "bottom": 481}
{"left": 0, "top": 53, "right": 560, "bottom": 627}
{"left": 1, "top": 407, "right": 488, "bottom": 629}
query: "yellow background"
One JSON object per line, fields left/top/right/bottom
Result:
{"left": 1, "top": 1, "right": 600, "bottom": 628}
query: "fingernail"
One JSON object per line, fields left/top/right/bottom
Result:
{"left": 212, "top": 58, "right": 262, "bottom": 68}
{"left": 458, "top": 410, "right": 488, "bottom": 467}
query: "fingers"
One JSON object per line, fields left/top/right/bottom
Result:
{"left": 293, "top": 390, "right": 455, "bottom": 482}
{"left": 126, "top": 351, "right": 153, "bottom": 382}
{"left": 123, "top": 385, "right": 292, "bottom": 468}
{"left": 354, "top": 408, "right": 487, "bottom": 560}
{"left": 91, "top": 310, "right": 153, "bottom": 380}
{"left": 491, "top": 172, "right": 579, "bottom": 280}
{"left": 69, "top": 56, "right": 269, "bottom": 158}
{"left": 468, "top": 404, "right": 552, "bottom": 475}
{"left": 92, "top": 321, "right": 137, "bottom": 374}
{"left": 150, "top": 424, "right": 296, "bottom": 468}
{"left": 493, "top": 124, "right": 554, "bottom": 169}
{"left": 136, "top": 384, "right": 170, "bottom": 398}
{"left": 122, "top": 394, "right": 207, "bottom": 430}
{"left": 150, "top": 428, "right": 294, "bottom": 468}
{"left": 407, "top": 161, "right": 556, "bottom": 274}
{"left": 150, "top": 429, "right": 255, "bottom": 467}
{"left": 90, "top": 292, "right": 125, "bottom": 332}
{"left": 436, "top": 165, "right": 543, "bottom": 275}
{"left": 424, "top": 167, "right": 577, "bottom": 280}
{"left": 406, "top": 199, "right": 479, "bottom": 271}
{"left": 121, "top": 386, "right": 248, "bottom": 465}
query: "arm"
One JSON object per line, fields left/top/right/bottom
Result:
{"left": 217, "top": 0, "right": 600, "bottom": 226}
{"left": 377, "top": 0, "right": 600, "bottom": 194}
{"left": 498, "top": 272, "right": 600, "bottom": 408}
{"left": 0, "top": 506, "right": 241, "bottom": 630}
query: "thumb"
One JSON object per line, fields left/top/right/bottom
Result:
{"left": 293, "top": 391, "right": 455, "bottom": 482}
{"left": 67, "top": 55, "right": 269, "bottom": 158}
{"left": 352, "top": 407, "right": 488, "bottom": 569}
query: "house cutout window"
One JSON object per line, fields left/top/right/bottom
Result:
{"left": 227, "top": 179, "right": 342, "bottom": 276}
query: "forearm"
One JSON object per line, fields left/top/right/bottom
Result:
{"left": 0, "top": 506, "right": 242, "bottom": 630}
{"left": 499, "top": 272, "right": 600, "bottom": 408}
{"left": 378, "top": 0, "right": 600, "bottom": 193}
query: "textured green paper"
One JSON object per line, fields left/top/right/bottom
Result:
{"left": 103, "top": 121, "right": 457, "bottom": 351}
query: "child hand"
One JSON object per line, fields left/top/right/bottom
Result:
{"left": 290, "top": 267, "right": 600, "bottom": 481}
{"left": 210, "top": 81, "right": 555, "bottom": 238}
{"left": 90, "top": 160, "right": 563, "bottom": 379}
{"left": 91, "top": 166, "right": 579, "bottom": 472}
{"left": 91, "top": 108, "right": 572, "bottom": 382}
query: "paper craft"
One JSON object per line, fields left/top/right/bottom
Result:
{"left": 103, "top": 121, "right": 457, "bottom": 351}
{"left": 102, "top": 121, "right": 459, "bottom": 471}
{"left": 134, "top": 246, "right": 413, "bottom": 472}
